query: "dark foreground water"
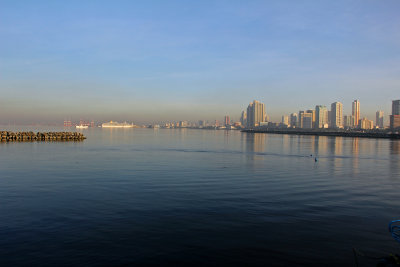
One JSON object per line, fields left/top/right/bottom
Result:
{"left": 1, "top": 127, "right": 400, "bottom": 266}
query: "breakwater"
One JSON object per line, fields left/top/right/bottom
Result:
{"left": 0, "top": 131, "right": 86, "bottom": 142}
{"left": 242, "top": 129, "right": 400, "bottom": 139}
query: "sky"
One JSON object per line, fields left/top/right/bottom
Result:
{"left": 1, "top": 0, "right": 399, "bottom": 124}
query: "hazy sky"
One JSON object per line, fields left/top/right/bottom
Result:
{"left": 1, "top": 0, "right": 399, "bottom": 124}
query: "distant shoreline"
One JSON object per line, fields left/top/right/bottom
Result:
{"left": 241, "top": 129, "right": 400, "bottom": 139}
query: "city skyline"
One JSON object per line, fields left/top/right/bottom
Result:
{"left": 56, "top": 98, "right": 398, "bottom": 130}
{"left": 0, "top": 97, "right": 398, "bottom": 126}
{"left": 1, "top": 1, "right": 400, "bottom": 123}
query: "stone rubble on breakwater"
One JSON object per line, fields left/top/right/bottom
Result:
{"left": 0, "top": 131, "right": 86, "bottom": 142}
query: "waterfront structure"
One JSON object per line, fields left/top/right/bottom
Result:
{"left": 102, "top": 121, "right": 135, "bottom": 128}
{"left": 331, "top": 102, "right": 343, "bottom": 128}
{"left": 246, "top": 100, "right": 266, "bottom": 128}
{"left": 282, "top": 115, "right": 289, "bottom": 126}
{"left": 179, "top": 121, "right": 188, "bottom": 127}
{"left": 224, "top": 116, "right": 230, "bottom": 126}
{"left": 327, "top": 110, "right": 332, "bottom": 126}
{"left": 352, "top": 100, "right": 360, "bottom": 127}
{"left": 63, "top": 120, "right": 72, "bottom": 127}
{"left": 302, "top": 113, "right": 313, "bottom": 129}
{"left": 344, "top": 115, "right": 354, "bottom": 128}
{"left": 306, "top": 109, "right": 316, "bottom": 128}
{"left": 315, "top": 105, "right": 328, "bottom": 128}
{"left": 240, "top": 111, "right": 247, "bottom": 127}
{"left": 298, "top": 110, "right": 313, "bottom": 129}
{"left": 198, "top": 120, "right": 206, "bottom": 127}
{"left": 290, "top": 113, "right": 298, "bottom": 128}
{"left": 298, "top": 111, "right": 305, "bottom": 128}
{"left": 241, "top": 112, "right": 247, "bottom": 125}
{"left": 376, "top": 111, "right": 384, "bottom": 128}
{"left": 390, "top": 100, "right": 400, "bottom": 129}
{"left": 391, "top": 116, "right": 400, "bottom": 130}
{"left": 360, "top": 118, "right": 374, "bottom": 130}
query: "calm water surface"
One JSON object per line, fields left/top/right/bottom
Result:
{"left": 1, "top": 127, "right": 400, "bottom": 266}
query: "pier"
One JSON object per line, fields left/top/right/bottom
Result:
{"left": 0, "top": 131, "right": 86, "bottom": 142}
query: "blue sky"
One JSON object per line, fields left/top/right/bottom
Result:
{"left": 1, "top": 0, "right": 399, "bottom": 124}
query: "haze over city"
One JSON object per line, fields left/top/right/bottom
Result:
{"left": 1, "top": 0, "right": 399, "bottom": 124}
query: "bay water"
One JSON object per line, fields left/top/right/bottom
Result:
{"left": 1, "top": 127, "right": 400, "bottom": 266}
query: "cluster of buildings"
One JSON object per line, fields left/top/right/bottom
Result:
{"left": 150, "top": 118, "right": 242, "bottom": 129}
{"left": 284, "top": 100, "right": 377, "bottom": 130}
{"left": 240, "top": 99, "right": 400, "bottom": 131}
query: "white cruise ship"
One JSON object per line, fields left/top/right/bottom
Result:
{"left": 101, "top": 121, "right": 135, "bottom": 128}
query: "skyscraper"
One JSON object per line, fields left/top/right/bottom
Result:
{"left": 246, "top": 100, "right": 266, "bottom": 128}
{"left": 390, "top": 100, "right": 400, "bottom": 129}
{"left": 281, "top": 115, "right": 289, "bottom": 126}
{"left": 327, "top": 110, "right": 332, "bottom": 126}
{"left": 315, "top": 105, "right": 328, "bottom": 128}
{"left": 298, "top": 111, "right": 305, "bottom": 128}
{"left": 306, "top": 109, "right": 316, "bottom": 128}
{"left": 352, "top": 100, "right": 360, "bottom": 127}
{"left": 376, "top": 111, "right": 384, "bottom": 128}
{"left": 393, "top": 100, "right": 400, "bottom": 115}
{"left": 331, "top": 102, "right": 343, "bottom": 128}
{"left": 302, "top": 113, "right": 313, "bottom": 129}
{"left": 240, "top": 111, "right": 247, "bottom": 126}
{"left": 290, "top": 113, "right": 298, "bottom": 128}
{"left": 298, "top": 110, "right": 313, "bottom": 129}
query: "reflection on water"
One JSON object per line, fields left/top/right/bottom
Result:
{"left": 242, "top": 133, "right": 400, "bottom": 178}
{"left": 391, "top": 140, "right": 400, "bottom": 155}
{"left": 352, "top": 138, "right": 359, "bottom": 173}
{"left": 245, "top": 133, "right": 266, "bottom": 154}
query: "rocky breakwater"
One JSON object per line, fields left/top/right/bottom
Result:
{"left": 0, "top": 131, "right": 86, "bottom": 142}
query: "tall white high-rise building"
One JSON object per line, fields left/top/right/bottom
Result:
{"left": 315, "top": 105, "right": 328, "bottom": 128}
{"left": 331, "top": 102, "right": 343, "bottom": 128}
{"left": 352, "top": 100, "right": 360, "bottom": 127}
{"left": 246, "top": 100, "right": 266, "bottom": 128}
{"left": 376, "top": 111, "right": 384, "bottom": 128}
